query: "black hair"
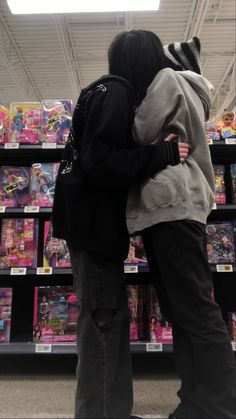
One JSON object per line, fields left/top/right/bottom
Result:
{"left": 108, "top": 30, "right": 180, "bottom": 101}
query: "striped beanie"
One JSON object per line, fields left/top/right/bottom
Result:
{"left": 164, "top": 37, "right": 201, "bottom": 74}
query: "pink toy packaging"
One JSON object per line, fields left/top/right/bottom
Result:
{"left": 40, "top": 100, "right": 72, "bottom": 144}
{"left": 127, "top": 285, "right": 139, "bottom": 341}
{"left": 137, "top": 286, "right": 148, "bottom": 341}
{"left": 43, "top": 221, "right": 71, "bottom": 268}
{"left": 0, "top": 288, "right": 13, "bottom": 343}
{"left": 213, "top": 165, "right": 226, "bottom": 205}
{"left": 0, "top": 218, "right": 38, "bottom": 268}
{"left": 206, "top": 222, "right": 235, "bottom": 265}
{"left": 148, "top": 285, "right": 173, "bottom": 344}
{"left": 230, "top": 164, "right": 236, "bottom": 204}
{"left": 205, "top": 120, "right": 220, "bottom": 141}
{"left": 0, "top": 166, "right": 31, "bottom": 208}
{"left": 9, "top": 103, "right": 40, "bottom": 144}
{"left": 228, "top": 312, "right": 236, "bottom": 342}
{"left": 30, "top": 163, "right": 59, "bottom": 207}
{"left": 0, "top": 105, "right": 9, "bottom": 144}
{"left": 124, "top": 235, "right": 148, "bottom": 268}
{"left": 33, "top": 286, "right": 80, "bottom": 343}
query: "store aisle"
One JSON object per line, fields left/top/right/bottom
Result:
{"left": 0, "top": 354, "right": 179, "bottom": 418}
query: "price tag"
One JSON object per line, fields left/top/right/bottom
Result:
{"left": 36, "top": 267, "right": 52, "bottom": 275}
{"left": 216, "top": 264, "right": 233, "bottom": 272}
{"left": 232, "top": 342, "right": 236, "bottom": 351}
{"left": 124, "top": 265, "right": 138, "bottom": 273}
{"left": 207, "top": 139, "right": 213, "bottom": 145}
{"left": 4, "top": 143, "right": 20, "bottom": 149}
{"left": 146, "top": 343, "right": 163, "bottom": 352}
{"left": 225, "top": 138, "right": 236, "bottom": 145}
{"left": 42, "top": 143, "right": 57, "bottom": 149}
{"left": 212, "top": 203, "right": 217, "bottom": 210}
{"left": 0, "top": 206, "right": 6, "bottom": 213}
{"left": 10, "top": 267, "right": 27, "bottom": 275}
{"left": 35, "top": 344, "right": 52, "bottom": 353}
{"left": 24, "top": 206, "right": 40, "bottom": 213}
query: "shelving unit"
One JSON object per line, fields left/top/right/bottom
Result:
{"left": 0, "top": 142, "right": 236, "bottom": 355}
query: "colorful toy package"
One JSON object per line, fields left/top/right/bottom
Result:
{"left": 228, "top": 312, "right": 236, "bottom": 342}
{"left": 30, "top": 163, "right": 59, "bottom": 207}
{"left": 124, "top": 235, "right": 148, "bottom": 268}
{"left": 213, "top": 165, "right": 226, "bottom": 205}
{"left": 0, "top": 166, "right": 31, "bottom": 207}
{"left": 148, "top": 285, "right": 172, "bottom": 344}
{"left": 205, "top": 120, "right": 220, "bottom": 141}
{"left": 33, "top": 286, "right": 80, "bottom": 343}
{"left": 9, "top": 103, "right": 40, "bottom": 144}
{"left": 0, "top": 288, "right": 13, "bottom": 343}
{"left": 206, "top": 222, "right": 235, "bottom": 264}
{"left": 230, "top": 164, "right": 236, "bottom": 204}
{"left": 137, "top": 286, "right": 148, "bottom": 341}
{"left": 43, "top": 221, "right": 71, "bottom": 268}
{"left": 127, "top": 286, "right": 139, "bottom": 341}
{"left": 0, "top": 218, "right": 38, "bottom": 268}
{"left": 40, "top": 100, "right": 73, "bottom": 144}
{"left": 0, "top": 105, "right": 9, "bottom": 144}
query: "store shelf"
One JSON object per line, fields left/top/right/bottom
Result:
{"left": 209, "top": 142, "right": 236, "bottom": 163}
{"left": 0, "top": 341, "right": 234, "bottom": 355}
{"left": 0, "top": 144, "right": 64, "bottom": 163}
{"left": 0, "top": 207, "right": 52, "bottom": 217}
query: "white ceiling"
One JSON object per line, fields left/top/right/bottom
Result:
{"left": 0, "top": 0, "right": 235, "bottom": 120}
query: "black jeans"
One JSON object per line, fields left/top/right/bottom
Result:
{"left": 143, "top": 220, "right": 236, "bottom": 419}
{"left": 68, "top": 245, "right": 133, "bottom": 419}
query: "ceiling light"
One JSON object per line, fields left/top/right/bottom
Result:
{"left": 7, "top": 0, "right": 160, "bottom": 14}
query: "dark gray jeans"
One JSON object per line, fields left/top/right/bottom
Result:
{"left": 68, "top": 245, "right": 133, "bottom": 419}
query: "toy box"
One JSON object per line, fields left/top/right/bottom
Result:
{"left": 213, "top": 165, "right": 226, "bottom": 205}
{"left": 43, "top": 221, "right": 71, "bottom": 268}
{"left": 33, "top": 286, "right": 79, "bottom": 343}
{"left": 0, "top": 288, "right": 13, "bottom": 343}
{"left": 30, "top": 163, "right": 59, "bottom": 207}
{"left": 0, "top": 105, "right": 9, "bottom": 143}
{"left": 148, "top": 285, "right": 173, "bottom": 344}
{"left": 230, "top": 164, "right": 236, "bottom": 204}
{"left": 206, "top": 222, "right": 235, "bottom": 265}
{"left": 205, "top": 120, "right": 220, "bottom": 141}
{"left": 9, "top": 103, "right": 40, "bottom": 144}
{"left": 137, "top": 285, "right": 148, "bottom": 341}
{"left": 0, "top": 218, "right": 38, "bottom": 268}
{"left": 228, "top": 312, "right": 236, "bottom": 342}
{"left": 124, "top": 235, "right": 148, "bottom": 268}
{"left": 40, "top": 100, "right": 72, "bottom": 144}
{"left": 0, "top": 166, "right": 31, "bottom": 208}
{"left": 127, "top": 285, "right": 139, "bottom": 341}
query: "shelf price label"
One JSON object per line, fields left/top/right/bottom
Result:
{"left": 207, "top": 139, "right": 213, "bottom": 145}
{"left": 146, "top": 343, "right": 163, "bottom": 352}
{"left": 10, "top": 267, "right": 27, "bottom": 276}
{"left": 4, "top": 143, "right": 20, "bottom": 149}
{"left": 0, "top": 206, "right": 6, "bottom": 213}
{"left": 212, "top": 203, "right": 217, "bottom": 210}
{"left": 124, "top": 265, "right": 138, "bottom": 273}
{"left": 36, "top": 267, "right": 52, "bottom": 275}
{"left": 232, "top": 342, "right": 236, "bottom": 351}
{"left": 42, "top": 143, "right": 57, "bottom": 149}
{"left": 24, "top": 206, "right": 40, "bottom": 213}
{"left": 216, "top": 264, "right": 233, "bottom": 272}
{"left": 225, "top": 138, "right": 236, "bottom": 145}
{"left": 35, "top": 344, "right": 52, "bottom": 353}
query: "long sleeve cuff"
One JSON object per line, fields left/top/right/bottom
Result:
{"left": 160, "top": 141, "right": 180, "bottom": 166}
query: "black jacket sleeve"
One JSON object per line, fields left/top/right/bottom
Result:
{"left": 80, "top": 81, "right": 179, "bottom": 189}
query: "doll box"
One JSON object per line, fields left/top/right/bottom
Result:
{"left": 0, "top": 288, "right": 13, "bottom": 343}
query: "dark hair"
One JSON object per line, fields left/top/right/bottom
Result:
{"left": 108, "top": 30, "right": 179, "bottom": 100}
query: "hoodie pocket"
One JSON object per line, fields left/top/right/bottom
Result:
{"left": 141, "top": 177, "right": 172, "bottom": 210}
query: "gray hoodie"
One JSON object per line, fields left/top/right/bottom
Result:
{"left": 126, "top": 68, "right": 216, "bottom": 234}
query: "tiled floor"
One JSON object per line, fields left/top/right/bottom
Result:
{"left": 0, "top": 354, "right": 180, "bottom": 418}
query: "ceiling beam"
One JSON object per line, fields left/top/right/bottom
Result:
{"left": 0, "top": 9, "right": 41, "bottom": 101}
{"left": 211, "top": 56, "right": 235, "bottom": 104}
{"left": 124, "top": 12, "right": 133, "bottom": 30}
{"left": 63, "top": 15, "right": 83, "bottom": 94}
{"left": 215, "top": 85, "right": 235, "bottom": 121}
{"left": 191, "top": 0, "right": 211, "bottom": 37}
{"left": 183, "top": 0, "right": 198, "bottom": 41}
{"left": 54, "top": 15, "right": 80, "bottom": 102}
{"left": 213, "top": 0, "right": 224, "bottom": 24}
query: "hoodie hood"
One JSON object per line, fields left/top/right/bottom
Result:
{"left": 178, "top": 70, "right": 214, "bottom": 120}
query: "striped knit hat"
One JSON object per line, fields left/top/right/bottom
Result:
{"left": 164, "top": 37, "right": 201, "bottom": 74}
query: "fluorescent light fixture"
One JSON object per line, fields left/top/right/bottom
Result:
{"left": 7, "top": 0, "right": 160, "bottom": 14}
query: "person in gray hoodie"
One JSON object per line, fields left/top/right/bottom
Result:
{"left": 109, "top": 31, "right": 236, "bottom": 418}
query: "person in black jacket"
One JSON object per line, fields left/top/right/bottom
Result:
{"left": 52, "top": 43, "right": 189, "bottom": 419}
